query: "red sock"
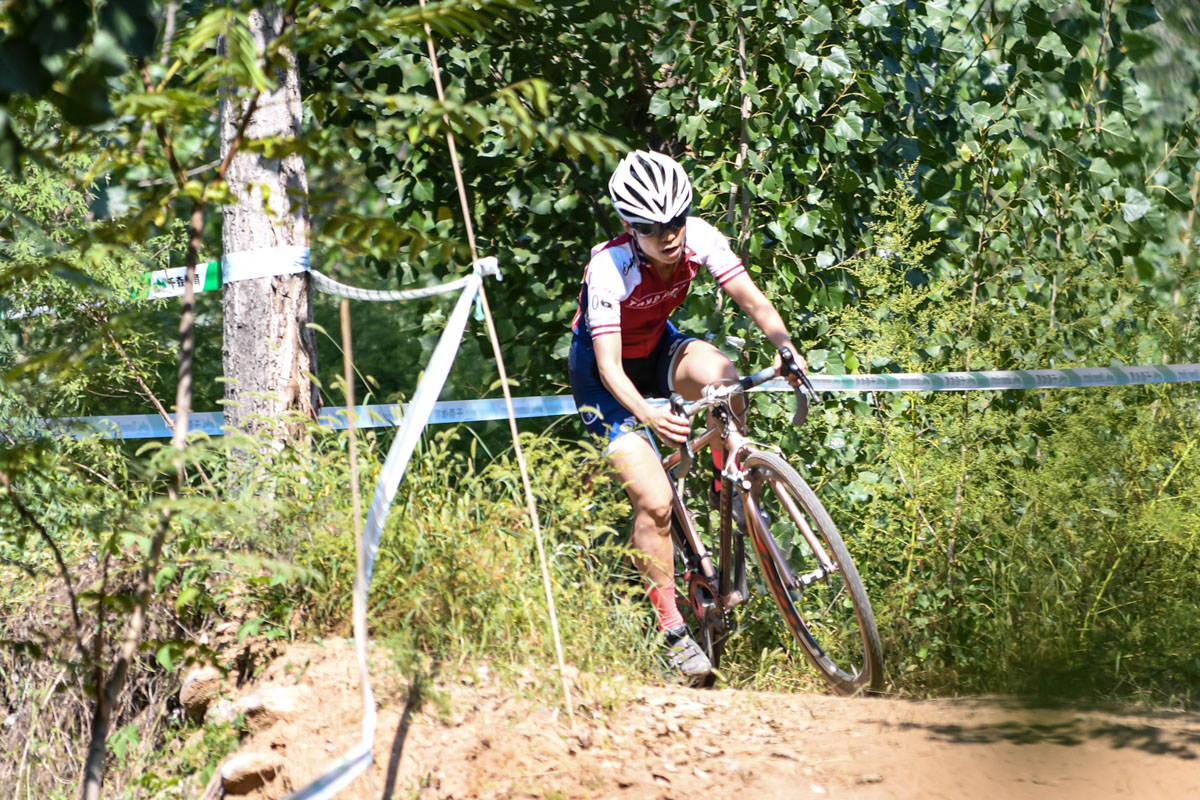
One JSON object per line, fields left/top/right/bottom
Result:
{"left": 648, "top": 584, "right": 685, "bottom": 632}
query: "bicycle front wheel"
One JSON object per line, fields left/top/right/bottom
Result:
{"left": 741, "top": 451, "right": 884, "bottom": 695}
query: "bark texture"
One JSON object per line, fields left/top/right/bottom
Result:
{"left": 220, "top": 6, "right": 317, "bottom": 440}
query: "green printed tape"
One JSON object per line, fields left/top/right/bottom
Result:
{"left": 134, "top": 247, "right": 311, "bottom": 299}
{"left": 134, "top": 261, "right": 223, "bottom": 299}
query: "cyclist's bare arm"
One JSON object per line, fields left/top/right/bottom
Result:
{"left": 719, "top": 273, "right": 806, "bottom": 382}
{"left": 592, "top": 332, "right": 690, "bottom": 444}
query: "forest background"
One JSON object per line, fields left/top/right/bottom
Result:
{"left": 2, "top": 0, "right": 1200, "bottom": 797}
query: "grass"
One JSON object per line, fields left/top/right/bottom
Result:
{"left": 4, "top": 392, "right": 1200, "bottom": 797}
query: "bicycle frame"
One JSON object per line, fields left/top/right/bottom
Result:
{"left": 661, "top": 380, "right": 836, "bottom": 617}
{"left": 654, "top": 351, "right": 886, "bottom": 692}
{"left": 661, "top": 415, "right": 745, "bottom": 615}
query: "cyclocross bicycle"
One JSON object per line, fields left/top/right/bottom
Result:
{"left": 664, "top": 348, "right": 884, "bottom": 695}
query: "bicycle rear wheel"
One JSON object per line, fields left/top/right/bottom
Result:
{"left": 741, "top": 451, "right": 884, "bottom": 695}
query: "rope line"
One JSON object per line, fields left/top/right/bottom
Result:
{"left": 310, "top": 257, "right": 500, "bottom": 303}
{"left": 419, "top": 0, "right": 575, "bottom": 725}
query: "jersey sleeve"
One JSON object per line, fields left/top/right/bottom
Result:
{"left": 688, "top": 217, "right": 746, "bottom": 286}
{"left": 582, "top": 247, "right": 627, "bottom": 340}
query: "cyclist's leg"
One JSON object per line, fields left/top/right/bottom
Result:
{"left": 571, "top": 331, "right": 711, "bottom": 676}
{"left": 667, "top": 338, "right": 739, "bottom": 400}
{"left": 570, "top": 334, "right": 687, "bottom": 633}
{"left": 608, "top": 432, "right": 677, "bottom": 624}
{"left": 610, "top": 433, "right": 713, "bottom": 677}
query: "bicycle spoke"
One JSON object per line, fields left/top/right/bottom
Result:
{"left": 773, "top": 476, "right": 833, "bottom": 568}
{"left": 820, "top": 583, "right": 847, "bottom": 619}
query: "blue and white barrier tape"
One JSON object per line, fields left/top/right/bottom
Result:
{"left": 762, "top": 363, "right": 1200, "bottom": 393}
{"left": 51, "top": 396, "right": 578, "bottom": 440}
{"left": 48, "top": 365, "right": 1200, "bottom": 441}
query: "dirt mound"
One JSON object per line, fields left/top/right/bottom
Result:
{"left": 202, "top": 639, "right": 1200, "bottom": 799}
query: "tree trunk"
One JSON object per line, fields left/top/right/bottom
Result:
{"left": 220, "top": 5, "right": 317, "bottom": 442}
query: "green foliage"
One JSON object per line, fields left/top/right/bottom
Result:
{"left": 840, "top": 386, "right": 1200, "bottom": 700}
{"left": 0, "top": 105, "right": 183, "bottom": 417}
{"left": 0, "top": 0, "right": 160, "bottom": 167}
{"left": 761, "top": 170, "right": 1200, "bottom": 700}
{"left": 1, "top": 15, "right": 1199, "bottom": 798}
{"left": 173, "top": 717, "right": 244, "bottom": 790}
{"left": 296, "top": 0, "right": 1190, "bottom": 422}
{"left": 247, "top": 424, "right": 656, "bottom": 676}
{"left": 2, "top": 418, "right": 672, "bottom": 796}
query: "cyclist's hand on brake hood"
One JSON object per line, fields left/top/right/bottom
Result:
{"left": 773, "top": 346, "right": 807, "bottom": 388}
{"left": 644, "top": 403, "right": 690, "bottom": 445}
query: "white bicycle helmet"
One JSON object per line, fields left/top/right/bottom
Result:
{"left": 608, "top": 150, "right": 692, "bottom": 224}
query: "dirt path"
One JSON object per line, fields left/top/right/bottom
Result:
{"left": 211, "top": 640, "right": 1200, "bottom": 800}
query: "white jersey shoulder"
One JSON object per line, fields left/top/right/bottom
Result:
{"left": 586, "top": 236, "right": 643, "bottom": 303}
{"left": 685, "top": 217, "right": 744, "bottom": 283}
{"left": 583, "top": 237, "right": 641, "bottom": 337}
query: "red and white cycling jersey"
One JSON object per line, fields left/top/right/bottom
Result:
{"left": 571, "top": 216, "right": 746, "bottom": 359}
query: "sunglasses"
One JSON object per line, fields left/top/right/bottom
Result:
{"left": 631, "top": 209, "right": 689, "bottom": 238}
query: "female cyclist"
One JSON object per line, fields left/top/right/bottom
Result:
{"left": 569, "top": 150, "right": 804, "bottom": 681}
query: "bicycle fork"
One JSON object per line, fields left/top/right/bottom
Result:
{"left": 745, "top": 471, "right": 841, "bottom": 591}
{"left": 724, "top": 443, "right": 841, "bottom": 594}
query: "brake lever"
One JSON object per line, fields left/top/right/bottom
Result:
{"left": 669, "top": 393, "right": 693, "bottom": 483}
{"left": 791, "top": 383, "right": 810, "bottom": 427}
{"left": 779, "top": 347, "right": 812, "bottom": 426}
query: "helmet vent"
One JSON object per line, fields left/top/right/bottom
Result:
{"left": 607, "top": 150, "right": 692, "bottom": 225}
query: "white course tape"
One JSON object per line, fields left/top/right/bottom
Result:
{"left": 280, "top": 742, "right": 372, "bottom": 800}
{"left": 281, "top": 274, "right": 482, "bottom": 800}
{"left": 221, "top": 245, "right": 311, "bottom": 283}
{"left": 360, "top": 273, "right": 481, "bottom": 585}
